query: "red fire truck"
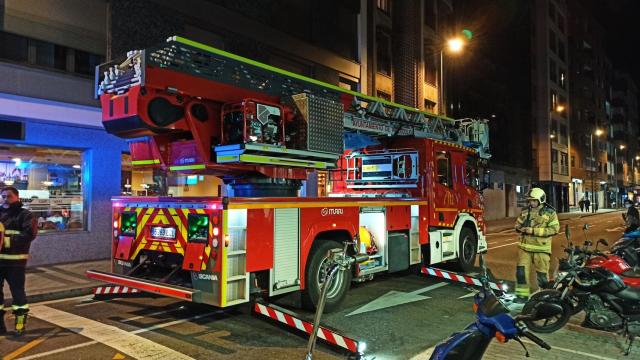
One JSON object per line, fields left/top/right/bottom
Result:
{"left": 86, "top": 36, "right": 491, "bottom": 311}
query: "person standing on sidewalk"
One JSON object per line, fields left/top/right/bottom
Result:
{"left": 0, "top": 186, "right": 38, "bottom": 336}
{"left": 585, "top": 198, "right": 591, "bottom": 212}
{"left": 622, "top": 199, "right": 640, "bottom": 233}
{"left": 514, "top": 188, "right": 560, "bottom": 302}
{"left": 579, "top": 197, "right": 585, "bottom": 212}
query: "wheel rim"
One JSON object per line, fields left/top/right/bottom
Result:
{"left": 317, "top": 256, "right": 344, "bottom": 299}
{"left": 462, "top": 235, "right": 475, "bottom": 264}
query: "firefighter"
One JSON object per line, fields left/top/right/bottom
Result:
{"left": 514, "top": 187, "right": 560, "bottom": 302}
{"left": 0, "top": 186, "right": 38, "bottom": 336}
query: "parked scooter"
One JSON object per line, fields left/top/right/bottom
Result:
{"left": 522, "top": 225, "right": 640, "bottom": 356}
{"left": 430, "top": 254, "right": 551, "bottom": 359}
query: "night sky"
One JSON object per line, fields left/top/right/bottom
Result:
{"left": 595, "top": 0, "right": 640, "bottom": 85}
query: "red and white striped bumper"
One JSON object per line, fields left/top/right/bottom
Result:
{"left": 94, "top": 286, "right": 141, "bottom": 296}
{"left": 421, "top": 266, "right": 503, "bottom": 292}
{"left": 254, "top": 302, "right": 361, "bottom": 354}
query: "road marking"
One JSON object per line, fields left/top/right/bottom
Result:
{"left": 16, "top": 310, "right": 221, "bottom": 360}
{"left": 3, "top": 328, "right": 61, "bottom": 360}
{"left": 121, "top": 306, "right": 185, "bottom": 323}
{"left": 29, "top": 305, "right": 195, "bottom": 360}
{"left": 521, "top": 339, "right": 620, "bottom": 360}
{"left": 605, "top": 226, "right": 624, "bottom": 232}
{"left": 490, "top": 242, "right": 519, "bottom": 249}
{"left": 457, "top": 290, "right": 478, "bottom": 299}
{"left": 33, "top": 295, "right": 93, "bottom": 306}
{"left": 347, "top": 282, "right": 448, "bottom": 316}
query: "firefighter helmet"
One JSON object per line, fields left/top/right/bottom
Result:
{"left": 526, "top": 187, "right": 546, "bottom": 204}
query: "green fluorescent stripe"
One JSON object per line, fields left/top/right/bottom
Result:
{"left": 0, "top": 254, "right": 29, "bottom": 260}
{"left": 4, "top": 230, "right": 20, "bottom": 235}
{"left": 132, "top": 159, "right": 161, "bottom": 165}
{"left": 171, "top": 36, "right": 455, "bottom": 123}
{"left": 239, "top": 155, "right": 326, "bottom": 169}
{"left": 169, "top": 164, "right": 206, "bottom": 171}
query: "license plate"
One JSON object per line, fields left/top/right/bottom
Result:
{"left": 150, "top": 226, "right": 176, "bottom": 240}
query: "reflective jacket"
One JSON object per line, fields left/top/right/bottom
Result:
{"left": 515, "top": 204, "right": 559, "bottom": 254}
{"left": 0, "top": 202, "right": 37, "bottom": 267}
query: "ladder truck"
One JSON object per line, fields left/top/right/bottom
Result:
{"left": 86, "top": 36, "right": 492, "bottom": 312}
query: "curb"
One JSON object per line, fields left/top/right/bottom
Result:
{"left": 4, "top": 286, "right": 96, "bottom": 306}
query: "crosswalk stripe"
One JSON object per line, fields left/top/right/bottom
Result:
{"left": 30, "top": 305, "right": 194, "bottom": 360}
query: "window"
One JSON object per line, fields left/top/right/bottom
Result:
{"left": 75, "top": 50, "right": 103, "bottom": 76}
{"left": 549, "top": 30, "right": 557, "bottom": 53}
{"left": 560, "top": 124, "right": 568, "bottom": 145}
{"left": 376, "top": 28, "right": 392, "bottom": 76}
{"left": 557, "top": 13, "right": 565, "bottom": 34}
{"left": 465, "top": 157, "right": 479, "bottom": 189}
{"left": 425, "top": 52, "right": 437, "bottom": 85}
{"left": 559, "top": 69, "right": 566, "bottom": 89}
{"left": 550, "top": 90, "right": 558, "bottom": 111}
{"left": 377, "top": 0, "right": 391, "bottom": 14}
{"left": 377, "top": 90, "right": 391, "bottom": 101}
{"left": 424, "top": 0, "right": 436, "bottom": 28}
{"left": 0, "top": 31, "right": 28, "bottom": 62}
{"left": 0, "top": 143, "right": 84, "bottom": 232}
{"left": 339, "top": 76, "right": 358, "bottom": 92}
{"left": 571, "top": 155, "right": 575, "bottom": 167}
{"left": 561, "top": 152, "right": 569, "bottom": 175}
{"left": 549, "top": 59, "right": 557, "bottom": 83}
{"left": 548, "top": 1, "right": 556, "bottom": 21}
{"left": 436, "top": 151, "right": 452, "bottom": 187}
{"left": 558, "top": 39, "right": 566, "bottom": 61}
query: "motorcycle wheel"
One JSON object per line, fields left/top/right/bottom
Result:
{"left": 522, "top": 290, "right": 573, "bottom": 333}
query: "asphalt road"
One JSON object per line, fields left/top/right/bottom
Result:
{"left": 0, "top": 211, "right": 634, "bottom": 360}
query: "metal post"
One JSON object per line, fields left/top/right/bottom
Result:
{"left": 306, "top": 252, "right": 339, "bottom": 360}
{"left": 590, "top": 133, "right": 595, "bottom": 213}
{"left": 439, "top": 50, "right": 444, "bottom": 116}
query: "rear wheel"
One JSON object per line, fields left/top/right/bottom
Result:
{"left": 302, "top": 241, "right": 352, "bottom": 312}
{"left": 455, "top": 227, "right": 477, "bottom": 273}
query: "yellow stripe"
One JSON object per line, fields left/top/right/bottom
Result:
{"left": 2, "top": 328, "right": 61, "bottom": 360}
{"left": 434, "top": 208, "right": 458, "bottom": 212}
{"left": 3, "top": 236, "right": 10, "bottom": 248}
{"left": 220, "top": 210, "right": 228, "bottom": 307}
{"left": 0, "top": 254, "right": 29, "bottom": 260}
{"left": 228, "top": 200, "right": 427, "bottom": 210}
{"left": 4, "top": 230, "right": 20, "bottom": 235}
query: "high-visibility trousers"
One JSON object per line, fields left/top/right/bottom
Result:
{"left": 515, "top": 248, "right": 550, "bottom": 298}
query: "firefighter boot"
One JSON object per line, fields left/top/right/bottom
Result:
{"left": 13, "top": 308, "right": 28, "bottom": 337}
{"left": 0, "top": 310, "right": 7, "bottom": 334}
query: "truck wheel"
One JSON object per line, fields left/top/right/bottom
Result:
{"left": 455, "top": 227, "right": 477, "bottom": 273}
{"left": 302, "top": 241, "right": 352, "bottom": 312}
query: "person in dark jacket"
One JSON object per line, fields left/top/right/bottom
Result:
{"left": 0, "top": 186, "right": 37, "bottom": 336}
{"left": 623, "top": 199, "right": 640, "bottom": 233}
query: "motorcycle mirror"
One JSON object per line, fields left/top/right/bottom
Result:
{"left": 583, "top": 224, "right": 590, "bottom": 231}
{"left": 598, "top": 239, "right": 609, "bottom": 247}
{"left": 584, "top": 240, "right": 592, "bottom": 247}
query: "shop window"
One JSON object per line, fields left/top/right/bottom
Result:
{"left": 0, "top": 143, "right": 84, "bottom": 232}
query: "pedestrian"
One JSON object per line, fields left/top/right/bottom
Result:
{"left": 579, "top": 198, "right": 585, "bottom": 212}
{"left": 0, "top": 186, "right": 38, "bottom": 336}
{"left": 514, "top": 187, "right": 560, "bottom": 303}
{"left": 585, "top": 198, "right": 591, "bottom": 212}
{"left": 622, "top": 199, "right": 640, "bottom": 233}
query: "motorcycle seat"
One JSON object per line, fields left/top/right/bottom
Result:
{"left": 621, "top": 270, "right": 640, "bottom": 278}
{"left": 616, "top": 287, "right": 640, "bottom": 301}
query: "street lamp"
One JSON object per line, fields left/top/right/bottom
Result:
{"left": 439, "top": 37, "right": 466, "bottom": 116}
{"left": 615, "top": 144, "right": 626, "bottom": 208}
{"left": 590, "top": 128, "right": 604, "bottom": 212}
{"left": 549, "top": 105, "right": 565, "bottom": 211}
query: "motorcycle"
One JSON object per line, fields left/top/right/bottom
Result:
{"left": 610, "top": 230, "right": 640, "bottom": 269}
{"left": 522, "top": 225, "right": 640, "bottom": 356}
{"left": 430, "top": 254, "right": 551, "bottom": 359}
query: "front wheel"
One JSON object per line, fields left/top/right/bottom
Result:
{"left": 302, "top": 241, "right": 352, "bottom": 312}
{"left": 522, "top": 290, "right": 573, "bottom": 333}
{"left": 455, "top": 227, "right": 477, "bottom": 273}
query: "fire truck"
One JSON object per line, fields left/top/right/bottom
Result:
{"left": 86, "top": 36, "right": 491, "bottom": 312}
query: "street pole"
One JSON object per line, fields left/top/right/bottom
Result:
{"left": 590, "top": 133, "right": 595, "bottom": 213}
{"left": 440, "top": 50, "right": 445, "bottom": 116}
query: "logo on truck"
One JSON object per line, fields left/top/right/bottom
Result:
{"left": 321, "top": 208, "right": 344, "bottom": 216}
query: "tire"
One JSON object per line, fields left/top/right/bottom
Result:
{"left": 455, "top": 227, "right": 477, "bottom": 273}
{"left": 522, "top": 290, "right": 573, "bottom": 333}
{"left": 302, "top": 240, "right": 352, "bottom": 312}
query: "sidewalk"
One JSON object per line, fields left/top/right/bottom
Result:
{"left": 2, "top": 259, "right": 110, "bottom": 306}
{"left": 486, "top": 208, "right": 621, "bottom": 234}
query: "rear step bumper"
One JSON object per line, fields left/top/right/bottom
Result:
{"left": 86, "top": 270, "right": 199, "bottom": 301}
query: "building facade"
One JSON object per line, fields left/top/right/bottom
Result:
{"left": 0, "top": 0, "right": 131, "bottom": 266}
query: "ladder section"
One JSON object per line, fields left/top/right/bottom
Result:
{"left": 225, "top": 209, "right": 249, "bottom": 305}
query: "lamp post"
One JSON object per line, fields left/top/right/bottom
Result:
{"left": 590, "top": 128, "right": 604, "bottom": 213}
{"left": 616, "top": 144, "right": 626, "bottom": 208}
{"left": 439, "top": 37, "right": 465, "bottom": 116}
{"left": 549, "top": 104, "right": 565, "bottom": 211}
